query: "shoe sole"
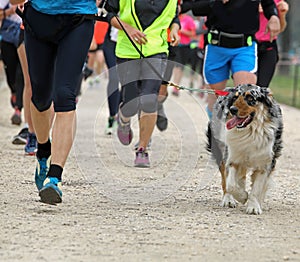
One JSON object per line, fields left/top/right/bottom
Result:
{"left": 134, "top": 162, "right": 150, "bottom": 168}
{"left": 12, "top": 137, "right": 27, "bottom": 145}
{"left": 25, "top": 151, "right": 36, "bottom": 156}
{"left": 39, "top": 187, "right": 62, "bottom": 205}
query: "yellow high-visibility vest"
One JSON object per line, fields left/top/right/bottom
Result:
{"left": 116, "top": 0, "right": 177, "bottom": 59}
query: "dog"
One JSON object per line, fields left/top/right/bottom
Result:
{"left": 207, "top": 84, "right": 283, "bottom": 215}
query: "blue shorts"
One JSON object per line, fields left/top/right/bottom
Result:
{"left": 203, "top": 43, "right": 257, "bottom": 84}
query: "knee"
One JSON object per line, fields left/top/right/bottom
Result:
{"left": 140, "top": 94, "right": 157, "bottom": 113}
{"left": 120, "top": 100, "right": 139, "bottom": 117}
{"left": 53, "top": 89, "right": 76, "bottom": 112}
{"left": 31, "top": 95, "right": 52, "bottom": 112}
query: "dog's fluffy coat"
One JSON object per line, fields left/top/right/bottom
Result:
{"left": 207, "top": 84, "right": 283, "bottom": 214}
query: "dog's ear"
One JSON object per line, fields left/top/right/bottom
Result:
{"left": 258, "top": 86, "right": 272, "bottom": 103}
{"left": 260, "top": 87, "right": 281, "bottom": 118}
{"left": 263, "top": 87, "right": 273, "bottom": 97}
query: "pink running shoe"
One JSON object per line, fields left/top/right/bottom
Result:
{"left": 134, "top": 148, "right": 150, "bottom": 168}
{"left": 117, "top": 118, "right": 133, "bottom": 145}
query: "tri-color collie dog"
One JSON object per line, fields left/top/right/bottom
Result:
{"left": 207, "top": 84, "right": 283, "bottom": 215}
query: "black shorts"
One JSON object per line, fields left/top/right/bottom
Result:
{"left": 24, "top": 4, "right": 94, "bottom": 112}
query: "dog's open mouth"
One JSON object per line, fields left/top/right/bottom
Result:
{"left": 226, "top": 115, "right": 253, "bottom": 130}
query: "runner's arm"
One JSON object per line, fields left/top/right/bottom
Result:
{"left": 10, "top": 0, "right": 25, "bottom": 4}
{"left": 180, "top": 0, "right": 212, "bottom": 16}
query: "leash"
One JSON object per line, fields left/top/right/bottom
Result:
{"left": 167, "top": 81, "right": 230, "bottom": 96}
{"left": 86, "top": 7, "right": 230, "bottom": 97}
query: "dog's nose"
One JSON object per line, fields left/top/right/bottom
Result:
{"left": 230, "top": 106, "right": 238, "bottom": 115}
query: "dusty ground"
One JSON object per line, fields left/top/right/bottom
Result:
{"left": 0, "top": 71, "right": 299, "bottom": 262}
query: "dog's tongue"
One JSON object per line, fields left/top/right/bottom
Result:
{"left": 226, "top": 116, "right": 245, "bottom": 130}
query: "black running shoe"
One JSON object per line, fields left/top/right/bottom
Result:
{"left": 156, "top": 103, "right": 168, "bottom": 131}
{"left": 12, "top": 127, "right": 28, "bottom": 145}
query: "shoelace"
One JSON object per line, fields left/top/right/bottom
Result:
{"left": 137, "top": 149, "right": 148, "bottom": 158}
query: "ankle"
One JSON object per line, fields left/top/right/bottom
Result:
{"left": 47, "top": 164, "right": 63, "bottom": 181}
{"left": 119, "top": 116, "right": 130, "bottom": 126}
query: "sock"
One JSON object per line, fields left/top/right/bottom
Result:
{"left": 47, "top": 164, "right": 63, "bottom": 180}
{"left": 36, "top": 139, "right": 51, "bottom": 159}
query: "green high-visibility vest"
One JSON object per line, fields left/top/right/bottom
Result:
{"left": 116, "top": 0, "right": 177, "bottom": 59}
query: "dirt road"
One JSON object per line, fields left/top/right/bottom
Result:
{"left": 0, "top": 74, "right": 299, "bottom": 262}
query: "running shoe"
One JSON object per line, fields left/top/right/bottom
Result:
{"left": 156, "top": 103, "right": 168, "bottom": 131}
{"left": 105, "top": 116, "right": 118, "bottom": 135}
{"left": 25, "top": 133, "right": 37, "bottom": 155}
{"left": 117, "top": 118, "right": 133, "bottom": 145}
{"left": 172, "top": 87, "right": 179, "bottom": 97}
{"left": 134, "top": 148, "right": 150, "bottom": 168}
{"left": 12, "top": 127, "right": 28, "bottom": 145}
{"left": 11, "top": 108, "right": 22, "bottom": 125}
{"left": 35, "top": 156, "right": 51, "bottom": 191}
{"left": 39, "top": 177, "right": 62, "bottom": 204}
{"left": 82, "top": 64, "right": 93, "bottom": 80}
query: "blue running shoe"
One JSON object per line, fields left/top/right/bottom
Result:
{"left": 25, "top": 133, "right": 37, "bottom": 155}
{"left": 39, "top": 177, "right": 62, "bottom": 204}
{"left": 35, "top": 156, "right": 51, "bottom": 191}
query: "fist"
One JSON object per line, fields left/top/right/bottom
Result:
{"left": 277, "top": 0, "right": 289, "bottom": 14}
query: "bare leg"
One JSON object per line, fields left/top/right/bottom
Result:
{"left": 139, "top": 111, "right": 156, "bottom": 149}
{"left": 95, "top": 49, "right": 106, "bottom": 75}
{"left": 207, "top": 80, "right": 227, "bottom": 112}
{"left": 171, "top": 66, "right": 183, "bottom": 95}
{"left": 233, "top": 71, "right": 257, "bottom": 86}
{"left": 51, "top": 111, "right": 76, "bottom": 167}
{"left": 172, "top": 66, "right": 184, "bottom": 85}
{"left": 30, "top": 102, "right": 53, "bottom": 144}
{"left": 17, "top": 44, "right": 34, "bottom": 133}
{"left": 158, "top": 84, "right": 168, "bottom": 103}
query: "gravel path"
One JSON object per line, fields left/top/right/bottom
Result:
{"left": 0, "top": 73, "right": 299, "bottom": 262}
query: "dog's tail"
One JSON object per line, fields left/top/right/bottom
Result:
{"left": 206, "top": 121, "right": 224, "bottom": 167}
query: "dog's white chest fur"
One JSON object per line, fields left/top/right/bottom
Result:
{"left": 225, "top": 108, "right": 275, "bottom": 168}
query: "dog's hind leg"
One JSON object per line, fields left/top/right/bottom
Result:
{"left": 246, "top": 170, "right": 268, "bottom": 215}
{"left": 226, "top": 163, "right": 248, "bottom": 204}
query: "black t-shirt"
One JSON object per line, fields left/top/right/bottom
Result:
{"left": 185, "top": 0, "right": 278, "bottom": 35}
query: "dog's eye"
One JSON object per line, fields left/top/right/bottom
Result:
{"left": 245, "top": 95, "right": 256, "bottom": 105}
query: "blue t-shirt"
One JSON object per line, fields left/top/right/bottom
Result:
{"left": 29, "top": 0, "right": 98, "bottom": 15}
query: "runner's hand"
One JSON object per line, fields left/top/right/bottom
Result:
{"left": 266, "top": 15, "right": 280, "bottom": 42}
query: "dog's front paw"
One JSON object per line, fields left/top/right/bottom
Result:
{"left": 221, "top": 193, "right": 236, "bottom": 208}
{"left": 227, "top": 186, "right": 248, "bottom": 204}
{"left": 246, "top": 198, "right": 262, "bottom": 215}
